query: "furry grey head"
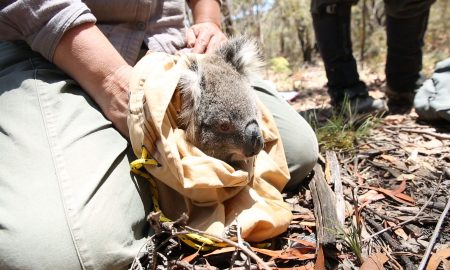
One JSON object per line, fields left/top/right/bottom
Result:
{"left": 178, "top": 36, "right": 265, "bottom": 163}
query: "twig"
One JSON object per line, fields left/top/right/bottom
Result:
{"left": 380, "top": 245, "right": 403, "bottom": 270}
{"left": 171, "top": 260, "right": 195, "bottom": 270}
{"left": 363, "top": 213, "right": 414, "bottom": 270}
{"left": 129, "top": 235, "right": 156, "bottom": 270}
{"left": 400, "top": 128, "right": 450, "bottom": 140}
{"left": 362, "top": 184, "right": 439, "bottom": 242}
{"left": 363, "top": 206, "right": 399, "bottom": 223}
{"left": 184, "top": 226, "right": 272, "bottom": 270}
{"left": 417, "top": 197, "right": 450, "bottom": 270}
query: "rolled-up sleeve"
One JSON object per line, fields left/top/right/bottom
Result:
{"left": 0, "top": 0, "right": 97, "bottom": 61}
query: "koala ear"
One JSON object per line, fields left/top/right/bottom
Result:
{"left": 178, "top": 58, "right": 202, "bottom": 139}
{"left": 215, "top": 36, "right": 264, "bottom": 77}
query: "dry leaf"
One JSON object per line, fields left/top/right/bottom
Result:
{"left": 396, "top": 174, "right": 416, "bottom": 181}
{"left": 358, "top": 190, "right": 386, "bottom": 204}
{"left": 423, "top": 139, "right": 443, "bottom": 149}
{"left": 182, "top": 250, "right": 201, "bottom": 262}
{"left": 345, "top": 200, "right": 354, "bottom": 218}
{"left": 380, "top": 154, "right": 398, "bottom": 163}
{"left": 300, "top": 221, "right": 317, "bottom": 227}
{"left": 285, "top": 237, "right": 316, "bottom": 249}
{"left": 251, "top": 247, "right": 315, "bottom": 261}
{"left": 204, "top": 246, "right": 235, "bottom": 257}
{"left": 315, "top": 245, "right": 325, "bottom": 270}
{"left": 407, "top": 149, "right": 419, "bottom": 162}
{"left": 292, "top": 214, "right": 315, "bottom": 221}
{"left": 422, "top": 161, "right": 437, "bottom": 172}
{"left": 426, "top": 248, "right": 450, "bottom": 270}
{"left": 384, "top": 115, "right": 407, "bottom": 124}
{"left": 387, "top": 221, "right": 409, "bottom": 240}
{"left": 360, "top": 252, "right": 389, "bottom": 270}
{"left": 398, "top": 133, "right": 410, "bottom": 142}
{"left": 380, "top": 155, "right": 409, "bottom": 171}
{"left": 363, "top": 180, "right": 415, "bottom": 206}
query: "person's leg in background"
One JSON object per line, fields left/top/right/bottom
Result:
{"left": 311, "top": 0, "right": 387, "bottom": 113}
{"left": 384, "top": 0, "right": 436, "bottom": 114}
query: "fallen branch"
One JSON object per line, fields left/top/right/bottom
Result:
{"left": 417, "top": 196, "right": 450, "bottom": 270}
{"left": 309, "top": 164, "right": 340, "bottom": 245}
{"left": 363, "top": 206, "right": 398, "bottom": 223}
{"left": 326, "top": 150, "right": 345, "bottom": 227}
{"left": 400, "top": 128, "right": 450, "bottom": 140}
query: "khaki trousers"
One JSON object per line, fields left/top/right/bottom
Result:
{"left": 0, "top": 41, "right": 317, "bottom": 269}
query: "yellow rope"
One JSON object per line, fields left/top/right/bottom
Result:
{"left": 130, "top": 147, "right": 228, "bottom": 251}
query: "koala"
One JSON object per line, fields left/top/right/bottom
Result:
{"left": 178, "top": 37, "right": 265, "bottom": 164}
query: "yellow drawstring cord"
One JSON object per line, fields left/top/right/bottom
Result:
{"left": 130, "top": 147, "right": 228, "bottom": 251}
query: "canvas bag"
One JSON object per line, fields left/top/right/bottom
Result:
{"left": 414, "top": 57, "right": 450, "bottom": 122}
{"left": 127, "top": 52, "right": 292, "bottom": 242}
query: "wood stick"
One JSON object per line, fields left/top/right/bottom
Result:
{"left": 309, "top": 164, "right": 340, "bottom": 245}
{"left": 363, "top": 213, "right": 414, "bottom": 270}
{"left": 417, "top": 197, "right": 450, "bottom": 270}
{"left": 400, "top": 128, "right": 450, "bottom": 140}
{"left": 326, "top": 150, "right": 345, "bottom": 227}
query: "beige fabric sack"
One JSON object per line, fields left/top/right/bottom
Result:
{"left": 127, "top": 52, "right": 292, "bottom": 242}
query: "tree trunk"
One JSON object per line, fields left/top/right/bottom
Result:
{"left": 297, "top": 21, "right": 313, "bottom": 63}
{"left": 220, "top": 0, "right": 234, "bottom": 36}
{"left": 360, "top": 0, "right": 367, "bottom": 64}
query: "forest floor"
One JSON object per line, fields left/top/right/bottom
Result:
{"left": 130, "top": 63, "right": 450, "bottom": 270}
{"left": 278, "top": 64, "right": 450, "bottom": 269}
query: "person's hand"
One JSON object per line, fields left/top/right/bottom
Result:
{"left": 99, "top": 65, "right": 133, "bottom": 137}
{"left": 186, "top": 22, "right": 227, "bottom": 53}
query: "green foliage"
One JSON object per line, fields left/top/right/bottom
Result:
{"left": 309, "top": 97, "right": 382, "bottom": 152}
{"left": 336, "top": 222, "right": 364, "bottom": 265}
{"left": 226, "top": 0, "right": 449, "bottom": 70}
{"left": 269, "top": 57, "right": 291, "bottom": 74}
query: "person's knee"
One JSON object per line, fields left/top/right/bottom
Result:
{"left": 282, "top": 118, "right": 319, "bottom": 192}
{"left": 250, "top": 77, "right": 319, "bottom": 192}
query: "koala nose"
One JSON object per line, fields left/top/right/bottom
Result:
{"left": 243, "top": 122, "right": 264, "bottom": 157}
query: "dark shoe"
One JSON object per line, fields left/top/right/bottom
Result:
{"left": 334, "top": 94, "right": 387, "bottom": 115}
{"left": 386, "top": 89, "right": 415, "bottom": 115}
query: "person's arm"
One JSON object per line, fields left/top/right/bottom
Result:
{"left": 187, "top": 0, "right": 227, "bottom": 53}
{"left": 53, "top": 23, "right": 132, "bottom": 137}
{"left": 0, "top": 1, "right": 96, "bottom": 61}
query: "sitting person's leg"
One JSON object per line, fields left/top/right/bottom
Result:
{"left": 251, "top": 78, "right": 319, "bottom": 192}
{"left": 311, "top": 0, "right": 386, "bottom": 113}
{"left": 0, "top": 41, "right": 152, "bottom": 270}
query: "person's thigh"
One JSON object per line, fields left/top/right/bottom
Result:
{"left": 251, "top": 77, "right": 319, "bottom": 191}
{"left": 310, "top": 0, "right": 359, "bottom": 14}
{"left": 384, "top": 0, "right": 435, "bottom": 18}
{"left": 0, "top": 42, "right": 152, "bottom": 270}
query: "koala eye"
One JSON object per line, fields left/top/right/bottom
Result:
{"left": 219, "top": 122, "right": 232, "bottom": 133}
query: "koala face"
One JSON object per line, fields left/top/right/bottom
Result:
{"left": 178, "top": 37, "right": 265, "bottom": 164}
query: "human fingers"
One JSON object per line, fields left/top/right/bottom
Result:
{"left": 186, "top": 27, "right": 198, "bottom": 49}
{"left": 205, "top": 32, "right": 228, "bottom": 53}
{"left": 192, "top": 31, "right": 213, "bottom": 53}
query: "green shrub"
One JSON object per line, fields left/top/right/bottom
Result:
{"left": 269, "top": 57, "right": 292, "bottom": 74}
